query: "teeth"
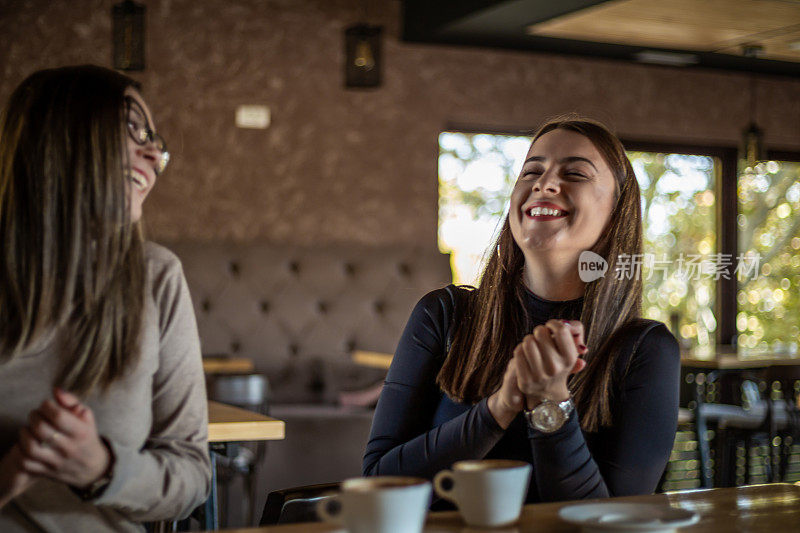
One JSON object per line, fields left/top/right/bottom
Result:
{"left": 128, "top": 173, "right": 147, "bottom": 191}
{"left": 528, "top": 206, "right": 565, "bottom": 217}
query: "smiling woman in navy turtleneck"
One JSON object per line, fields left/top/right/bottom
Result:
{"left": 363, "top": 116, "right": 680, "bottom": 505}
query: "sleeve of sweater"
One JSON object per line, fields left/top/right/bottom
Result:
{"left": 93, "top": 248, "right": 212, "bottom": 520}
{"left": 362, "top": 288, "right": 506, "bottom": 479}
{"left": 528, "top": 322, "right": 681, "bottom": 501}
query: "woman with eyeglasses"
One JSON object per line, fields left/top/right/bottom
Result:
{"left": 0, "top": 65, "right": 210, "bottom": 531}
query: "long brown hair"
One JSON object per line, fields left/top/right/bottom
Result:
{"left": 436, "top": 116, "right": 643, "bottom": 431}
{"left": 0, "top": 65, "right": 146, "bottom": 396}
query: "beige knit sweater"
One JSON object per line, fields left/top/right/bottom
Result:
{"left": 0, "top": 242, "right": 211, "bottom": 532}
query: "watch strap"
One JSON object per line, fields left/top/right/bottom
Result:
{"left": 70, "top": 437, "right": 115, "bottom": 501}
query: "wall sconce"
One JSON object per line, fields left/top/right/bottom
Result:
{"left": 344, "top": 24, "right": 382, "bottom": 88}
{"left": 113, "top": 0, "right": 146, "bottom": 71}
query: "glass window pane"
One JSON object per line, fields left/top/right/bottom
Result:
{"left": 737, "top": 160, "right": 800, "bottom": 355}
{"left": 438, "top": 132, "right": 528, "bottom": 284}
{"left": 629, "top": 152, "right": 718, "bottom": 353}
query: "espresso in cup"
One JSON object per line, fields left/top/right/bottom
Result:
{"left": 317, "top": 476, "right": 431, "bottom": 533}
{"left": 433, "top": 459, "right": 532, "bottom": 528}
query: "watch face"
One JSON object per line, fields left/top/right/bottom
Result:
{"left": 531, "top": 401, "right": 566, "bottom": 432}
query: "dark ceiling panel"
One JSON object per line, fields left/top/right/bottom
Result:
{"left": 442, "top": 0, "right": 611, "bottom": 34}
{"left": 401, "top": 0, "right": 800, "bottom": 77}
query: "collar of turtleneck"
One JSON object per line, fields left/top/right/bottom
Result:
{"left": 522, "top": 285, "right": 584, "bottom": 325}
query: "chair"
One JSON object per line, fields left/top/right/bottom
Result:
{"left": 259, "top": 482, "right": 341, "bottom": 525}
{"left": 209, "top": 372, "right": 271, "bottom": 414}
{"left": 761, "top": 365, "right": 800, "bottom": 481}
{"left": 692, "top": 367, "right": 800, "bottom": 487}
{"left": 207, "top": 373, "right": 271, "bottom": 527}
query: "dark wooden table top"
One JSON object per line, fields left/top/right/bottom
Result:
{"left": 208, "top": 483, "right": 800, "bottom": 532}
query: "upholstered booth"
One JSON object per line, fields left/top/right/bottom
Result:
{"left": 161, "top": 241, "right": 452, "bottom": 526}
{"left": 165, "top": 242, "right": 452, "bottom": 402}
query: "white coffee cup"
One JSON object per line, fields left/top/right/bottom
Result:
{"left": 433, "top": 459, "right": 532, "bottom": 528}
{"left": 316, "top": 476, "right": 432, "bottom": 533}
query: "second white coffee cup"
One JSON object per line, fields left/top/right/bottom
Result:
{"left": 433, "top": 459, "right": 532, "bottom": 528}
{"left": 316, "top": 476, "right": 431, "bottom": 533}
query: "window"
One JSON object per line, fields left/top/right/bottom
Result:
{"left": 438, "top": 132, "right": 738, "bottom": 352}
{"left": 628, "top": 151, "right": 718, "bottom": 352}
{"left": 438, "top": 132, "right": 527, "bottom": 285}
{"left": 737, "top": 160, "right": 800, "bottom": 355}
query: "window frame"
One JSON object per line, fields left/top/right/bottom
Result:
{"left": 623, "top": 140, "right": 738, "bottom": 347}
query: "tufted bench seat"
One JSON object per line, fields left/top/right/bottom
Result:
{"left": 158, "top": 242, "right": 451, "bottom": 527}
{"left": 161, "top": 242, "right": 452, "bottom": 525}
{"left": 162, "top": 241, "right": 452, "bottom": 402}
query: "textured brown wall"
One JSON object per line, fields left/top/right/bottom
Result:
{"left": 2, "top": 0, "right": 799, "bottom": 248}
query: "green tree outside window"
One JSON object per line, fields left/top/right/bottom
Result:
{"left": 738, "top": 161, "right": 800, "bottom": 355}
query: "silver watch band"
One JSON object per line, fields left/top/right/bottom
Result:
{"left": 523, "top": 397, "right": 575, "bottom": 433}
{"left": 557, "top": 397, "right": 575, "bottom": 417}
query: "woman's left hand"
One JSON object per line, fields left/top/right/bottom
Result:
{"left": 18, "top": 388, "right": 112, "bottom": 490}
{"left": 514, "top": 319, "right": 588, "bottom": 406}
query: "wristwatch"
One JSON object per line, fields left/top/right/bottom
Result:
{"left": 70, "top": 437, "right": 115, "bottom": 501}
{"left": 524, "top": 397, "right": 575, "bottom": 433}
{"left": 73, "top": 471, "right": 112, "bottom": 501}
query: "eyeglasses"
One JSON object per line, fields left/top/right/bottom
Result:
{"left": 125, "top": 96, "right": 170, "bottom": 175}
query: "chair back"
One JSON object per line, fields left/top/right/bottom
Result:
{"left": 208, "top": 373, "right": 270, "bottom": 414}
{"left": 260, "top": 482, "right": 341, "bottom": 525}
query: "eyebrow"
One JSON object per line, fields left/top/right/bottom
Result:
{"left": 126, "top": 98, "right": 149, "bottom": 121}
{"left": 524, "top": 156, "right": 598, "bottom": 171}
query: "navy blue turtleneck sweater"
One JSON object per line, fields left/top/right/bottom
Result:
{"left": 362, "top": 285, "right": 680, "bottom": 505}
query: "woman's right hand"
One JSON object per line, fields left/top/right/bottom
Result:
{"left": 0, "top": 445, "right": 36, "bottom": 510}
{"left": 488, "top": 356, "right": 526, "bottom": 430}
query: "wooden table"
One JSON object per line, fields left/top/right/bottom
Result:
{"left": 357, "top": 351, "right": 800, "bottom": 371}
{"left": 682, "top": 354, "right": 800, "bottom": 410}
{"left": 681, "top": 354, "right": 800, "bottom": 370}
{"left": 208, "top": 483, "right": 800, "bottom": 532}
{"left": 203, "top": 356, "right": 255, "bottom": 374}
{"left": 360, "top": 351, "right": 800, "bottom": 371}
{"left": 351, "top": 349, "right": 393, "bottom": 370}
{"left": 208, "top": 400, "right": 285, "bottom": 442}
{"left": 203, "top": 401, "right": 285, "bottom": 530}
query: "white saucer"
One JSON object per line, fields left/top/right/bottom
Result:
{"left": 558, "top": 502, "right": 699, "bottom": 533}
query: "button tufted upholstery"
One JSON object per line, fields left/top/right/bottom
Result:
{"left": 161, "top": 242, "right": 452, "bottom": 402}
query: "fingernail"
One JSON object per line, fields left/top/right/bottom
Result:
{"left": 561, "top": 320, "right": 570, "bottom": 324}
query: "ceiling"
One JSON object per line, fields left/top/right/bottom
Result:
{"left": 402, "top": 0, "right": 800, "bottom": 77}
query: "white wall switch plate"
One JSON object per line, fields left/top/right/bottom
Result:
{"left": 235, "top": 105, "right": 271, "bottom": 129}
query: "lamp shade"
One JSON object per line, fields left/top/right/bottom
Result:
{"left": 344, "top": 24, "right": 382, "bottom": 88}
{"left": 740, "top": 121, "right": 765, "bottom": 166}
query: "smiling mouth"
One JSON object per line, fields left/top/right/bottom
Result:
{"left": 128, "top": 171, "right": 148, "bottom": 192}
{"left": 525, "top": 206, "right": 569, "bottom": 219}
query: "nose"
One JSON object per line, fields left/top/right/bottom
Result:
{"left": 136, "top": 144, "right": 159, "bottom": 169}
{"left": 531, "top": 168, "right": 561, "bottom": 194}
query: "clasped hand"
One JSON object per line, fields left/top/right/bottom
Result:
{"left": 0, "top": 388, "right": 111, "bottom": 508}
{"left": 488, "top": 319, "right": 588, "bottom": 429}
